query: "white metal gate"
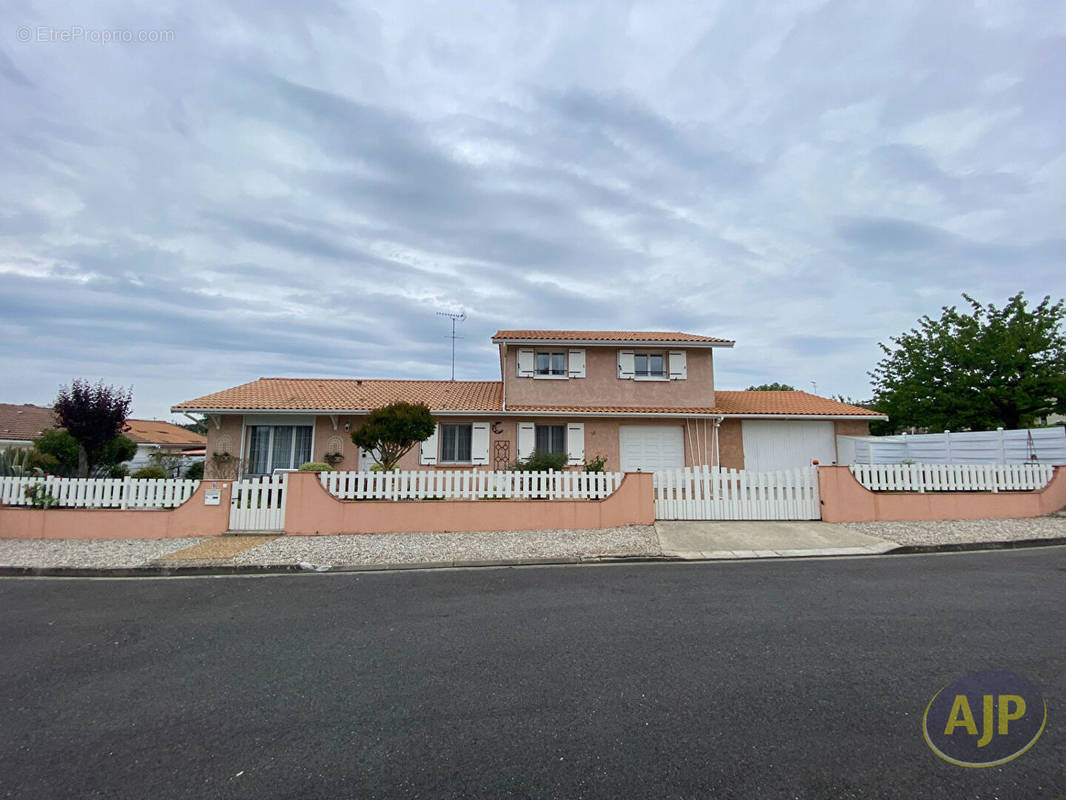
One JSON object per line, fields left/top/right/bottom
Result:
{"left": 229, "top": 474, "right": 288, "bottom": 531}
{"left": 653, "top": 466, "right": 821, "bottom": 520}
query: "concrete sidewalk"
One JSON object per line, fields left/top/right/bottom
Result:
{"left": 655, "top": 520, "right": 898, "bottom": 559}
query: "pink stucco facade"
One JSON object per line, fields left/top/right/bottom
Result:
{"left": 204, "top": 413, "right": 760, "bottom": 476}
{"left": 501, "top": 346, "right": 715, "bottom": 409}
{"left": 818, "top": 465, "right": 1066, "bottom": 522}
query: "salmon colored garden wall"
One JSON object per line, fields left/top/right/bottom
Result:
{"left": 818, "top": 465, "right": 1066, "bottom": 522}
{"left": 282, "top": 471, "right": 655, "bottom": 535}
{"left": 0, "top": 481, "right": 233, "bottom": 540}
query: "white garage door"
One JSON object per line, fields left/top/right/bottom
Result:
{"left": 620, "top": 425, "right": 685, "bottom": 472}
{"left": 741, "top": 420, "right": 836, "bottom": 472}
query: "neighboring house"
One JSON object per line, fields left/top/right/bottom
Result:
{"left": 0, "top": 404, "right": 206, "bottom": 468}
{"left": 0, "top": 404, "right": 57, "bottom": 451}
{"left": 173, "top": 329, "right": 884, "bottom": 478}
{"left": 122, "top": 419, "right": 208, "bottom": 471}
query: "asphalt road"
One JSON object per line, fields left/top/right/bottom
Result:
{"left": 1, "top": 549, "right": 1064, "bottom": 799}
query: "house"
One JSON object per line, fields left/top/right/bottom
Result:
{"left": 0, "top": 404, "right": 57, "bottom": 451}
{"left": 0, "top": 404, "right": 206, "bottom": 467}
{"left": 121, "top": 419, "right": 208, "bottom": 471}
{"left": 173, "top": 329, "right": 884, "bottom": 478}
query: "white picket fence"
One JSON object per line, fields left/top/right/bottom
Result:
{"left": 653, "top": 466, "right": 821, "bottom": 520}
{"left": 230, "top": 474, "right": 287, "bottom": 530}
{"left": 0, "top": 476, "right": 200, "bottom": 509}
{"left": 320, "top": 469, "right": 625, "bottom": 501}
{"left": 850, "top": 463, "right": 1055, "bottom": 493}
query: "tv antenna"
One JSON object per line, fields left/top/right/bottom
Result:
{"left": 436, "top": 310, "right": 466, "bottom": 381}
{"left": 810, "top": 380, "right": 818, "bottom": 395}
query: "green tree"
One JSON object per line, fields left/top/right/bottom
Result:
{"left": 177, "top": 415, "right": 208, "bottom": 435}
{"left": 53, "top": 380, "right": 133, "bottom": 476}
{"left": 27, "top": 429, "right": 80, "bottom": 476}
{"left": 28, "top": 429, "right": 137, "bottom": 477}
{"left": 871, "top": 293, "right": 1066, "bottom": 432}
{"left": 351, "top": 402, "right": 436, "bottom": 471}
{"left": 746, "top": 382, "right": 797, "bottom": 391}
{"left": 94, "top": 434, "right": 137, "bottom": 477}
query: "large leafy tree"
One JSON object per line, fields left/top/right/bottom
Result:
{"left": 53, "top": 380, "right": 133, "bottom": 476}
{"left": 351, "top": 402, "right": 437, "bottom": 471}
{"left": 746, "top": 382, "right": 797, "bottom": 391}
{"left": 870, "top": 293, "right": 1066, "bottom": 432}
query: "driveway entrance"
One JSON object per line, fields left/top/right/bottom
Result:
{"left": 654, "top": 520, "right": 897, "bottom": 559}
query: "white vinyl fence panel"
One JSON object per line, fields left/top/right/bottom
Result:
{"left": 841, "top": 427, "right": 1066, "bottom": 466}
{"left": 0, "top": 476, "right": 199, "bottom": 509}
{"left": 849, "top": 463, "right": 1055, "bottom": 493}
{"left": 229, "top": 474, "right": 287, "bottom": 530}
{"left": 320, "top": 469, "right": 624, "bottom": 501}
{"left": 653, "top": 466, "right": 820, "bottom": 520}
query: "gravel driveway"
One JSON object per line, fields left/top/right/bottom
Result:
{"left": 845, "top": 516, "right": 1066, "bottom": 547}
{"left": 232, "top": 525, "right": 660, "bottom": 567}
{"left": 0, "top": 537, "right": 209, "bottom": 569}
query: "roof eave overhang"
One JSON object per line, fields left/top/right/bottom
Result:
{"left": 490, "top": 338, "right": 734, "bottom": 349}
{"left": 172, "top": 407, "right": 885, "bottom": 420}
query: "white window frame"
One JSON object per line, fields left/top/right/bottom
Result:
{"left": 534, "top": 423, "right": 568, "bottom": 455}
{"left": 534, "top": 350, "right": 568, "bottom": 379}
{"left": 439, "top": 423, "right": 474, "bottom": 464}
{"left": 244, "top": 421, "right": 314, "bottom": 475}
{"left": 632, "top": 351, "right": 668, "bottom": 381}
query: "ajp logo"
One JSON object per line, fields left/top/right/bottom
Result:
{"left": 923, "top": 670, "right": 1046, "bottom": 767}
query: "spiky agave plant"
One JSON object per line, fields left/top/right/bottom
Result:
{"left": 0, "top": 448, "right": 39, "bottom": 477}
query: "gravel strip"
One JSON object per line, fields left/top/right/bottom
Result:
{"left": 845, "top": 516, "right": 1066, "bottom": 547}
{"left": 0, "top": 537, "right": 209, "bottom": 569}
{"left": 232, "top": 525, "right": 661, "bottom": 567}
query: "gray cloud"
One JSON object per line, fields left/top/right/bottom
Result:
{"left": 1, "top": 0, "right": 1064, "bottom": 416}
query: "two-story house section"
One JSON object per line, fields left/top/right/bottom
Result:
{"left": 173, "top": 329, "right": 884, "bottom": 478}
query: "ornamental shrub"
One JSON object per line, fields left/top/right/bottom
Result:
{"left": 509, "top": 450, "right": 568, "bottom": 472}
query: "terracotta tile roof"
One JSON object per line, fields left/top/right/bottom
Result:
{"left": 0, "top": 403, "right": 56, "bottom": 441}
{"left": 714, "top": 391, "right": 883, "bottom": 417}
{"left": 507, "top": 405, "right": 724, "bottom": 414}
{"left": 492, "top": 330, "right": 733, "bottom": 344}
{"left": 509, "top": 392, "right": 883, "bottom": 417}
{"left": 123, "top": 419, "right": 206, "bottom": 447}
{"left": 173, "top": 378, "right": 504, "bottom": 412}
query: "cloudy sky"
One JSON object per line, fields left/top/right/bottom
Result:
{"left": 2, "top": 1, "right": 1064, "bottom": 419}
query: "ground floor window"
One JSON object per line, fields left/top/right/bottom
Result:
{"left": 440, "top": 423, "right": 473, "bottom": 463}
{"left": 247, "top": 425, "right": 313, "bottom": 474}
{"left": 535, "top": 424, "right": 566, "bottom": 454}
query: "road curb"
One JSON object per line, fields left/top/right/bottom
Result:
{"left": 0, "top": 553, "right": 674, "bottom": 578}
{"left": 886, "top": 536, "right": 1066, "bottom": 554}
{"left": 1, "top": 537, "right": 1063, "bottom": 578}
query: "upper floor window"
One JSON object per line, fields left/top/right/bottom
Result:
{"left": 634, "top": 353, "right": 665, "bottom": 378}
{"left": 535, "top": 351, "right": 566, "bottom": 376}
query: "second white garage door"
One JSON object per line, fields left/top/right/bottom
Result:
{"left": 619, "top": 425, "right": 685, "bottom": 472}
{"left": 741, "top": 420, "right": 836, "bottom": 472}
